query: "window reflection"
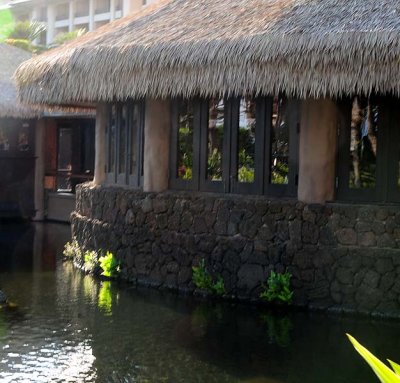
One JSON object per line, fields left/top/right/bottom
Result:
{"left": 108, "top": 106, "right": 116, "bottom": 173}
{"left": 57, "top": 127, "right": 73, "bottom": 192}
{"left": 207, "top": 98, "right": 224, "bottom": 181}
{"left": 177, "top": 100, "right": 194, "bottom": 180}
{"left": 237, "top": 97, "right": 256, "bottom": 183}
{"left": 0, "top": 128, "right": 9, "bottom": 151}
{"left": 119, "top": 105, "right": 127, "bottom": 174}
{"left": 349, "top": 97, "right": 377, "bottom": 189}
{"left": 130, "top": 104, "right": 140, "bottom": 177}
{"left": 271, "top": 96, "right": 289, "bottom": 185}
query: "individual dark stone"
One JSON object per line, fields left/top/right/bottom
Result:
{"left": 377, "top": 233, "right": 396, "bottom": 249}
{"left": 214, "top": 220, "right": 227, "bottom": 236}
{"left": 239, "top": 216, "right": 261, "bottom": 239}
{"left": 142, "top": 197, "right": 153, "bottom": 213}
{"left": 379, "top": 271, "right": 396, "bottom": 292}
{"left": 336, "top": 267, "right": 353, "bottom": 285}
{"left": 376, "top": 208, "right": 389, "bottom": 221}
{"left": 358, "top": 232, "right": 376, "bottom": 247}
{"left": 301, "top": 222, "right": 319, "bottom": 244}
{"left": 193, "top": 216, "right": 208, "bottom": 234}
{"left": 337, "top": 228, "right": 357, "bottom": 246}
{"left": 302, "top": 208, "right": 316, "bottom": 224}
{"left": 358, "top": 207, "right": 375, "bottom": 222}
{"left": 237, "top": 264, "right": 265, "bottom": 292}
{"left": 181, "top": 211, "right": 194, "bottom": 230}
{"left": 276, "top": 221, "right": 289, "bottom": 242}
{"left": 153, "top": 199, "right": 169, "bottom": 214}
{"left": 363, "top": 270, "right": 380, "bottom": 289}
{"left": 178, "top": 267, "right": 192, "bottom": 285}
{"left": 376, "top": 258, "right": 394, "bottom": 274}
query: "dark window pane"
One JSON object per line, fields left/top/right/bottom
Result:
{"left": 18, "top": 131, "right": 30, "bottom": 152}
{"left": 130, "top": 103, "right": 140, "bottom": 176}
{"left": 271, "top": 96, "right": 289, "bottom": 185}
{"left": 108, "top": 105, "right": 116, "bottom": 173}
{"left": 57, "top": 127, "right": 73, "bottom": 192}
{"left": 349, "top": 97, "right": 377, "bottom": 189}
{"left": 119, "top": 105, "right": 127, "bottom": 174}
{"left": 237, "top": 97, "right": 256, "bottom": 183}
{"left": 0, "top": 128, "right": 10, "bottom": 151}
{"left": 207, "top": 98, "right": 224, "bottom": 181}
{"left": 177, "top": 100, "right": 194, "bottom": 180}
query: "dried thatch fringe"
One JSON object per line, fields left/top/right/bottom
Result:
{"left": 14, "top": 0, "right": 400, "bottom": 105}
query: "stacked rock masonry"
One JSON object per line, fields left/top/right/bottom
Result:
{"left": 72, "top": 184, "right": 400, "bottom": 317}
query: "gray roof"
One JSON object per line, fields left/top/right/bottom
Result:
{"left": 0, "top": 43, "right": 38, "bottom": 118}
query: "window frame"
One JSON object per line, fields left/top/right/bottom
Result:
{"left": 169, "top": 97, "right": 201, "bottom": 191}
{"left": 337, "top": 96, "right": 382, "bottom": 202}
{"left": 105, "top": 100, "right": 145, "bottom": 188}
{"left": 169, "top": 96, "right": 300, "bottom": 197}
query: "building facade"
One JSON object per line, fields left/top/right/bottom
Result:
{"left": 5, "top": 0, "right": 154, "bottom": 45}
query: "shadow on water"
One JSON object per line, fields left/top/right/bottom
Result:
{"left": 0, "top": 222, "right": 398, "bottom": 382}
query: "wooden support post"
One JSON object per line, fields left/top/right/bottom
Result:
{"left": 143, "top": 99, "right": 171, "bottom": 192}
{"left": 298, "top": 99, "right": 338, "bottom": 204}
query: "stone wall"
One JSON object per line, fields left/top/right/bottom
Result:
{"left": 72, "top": 184, "right": 400, "bottom": 317}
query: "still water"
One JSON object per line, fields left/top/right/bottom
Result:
{"left": 0, "top": 222, "right": 399, "bottom": 382}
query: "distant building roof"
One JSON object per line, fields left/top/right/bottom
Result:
{"left": 0, "top": 43, "right": 39, "bottom": 118}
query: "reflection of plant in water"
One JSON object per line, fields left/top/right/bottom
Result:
{"left": 83, "top": 275, "right": 98, "bottom": 304}
{"left": 191, "top": 304, "right": 224, "bottom": 336}
{"left": 260, "top": 313, "right": 293, "bottom": 347}
{"left": 98, "top": 281, "right": 113, "bottom": 314}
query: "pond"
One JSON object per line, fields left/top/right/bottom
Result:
{"left": 0, "top": 222, "right": 399, "bottom": 382}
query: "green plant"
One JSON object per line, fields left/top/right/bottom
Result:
{"left": 99, "top": 251, "right": 120, "bottom": 278}
{"left": 238, "top": 165, "right": 255, "bottom": 183}
{"left": 192, "top": 259, "right": 226, "bottom": 296}
{"left": 52, "top": 28, "right": 86, "bottom": 46}
{"left": 212, "top": 276, "right": 226, "bottom": 296}
{"left": 260, "top": 271, "right": 293, "bottom": 304}
{"left": 347, "top": 334, "right": 400, "bottom": 383}
{"left": 63, "top": 239, "right": 81, "bottom": 260}
{"left": 84, "top": 250, "right": 98, "bottom": 269}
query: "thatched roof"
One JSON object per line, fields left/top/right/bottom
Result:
{"left": 14, "top": 0, "right": 400, "bottom": 105}
{"left": 0, "top": 43, "right": 39, "bottom": 118}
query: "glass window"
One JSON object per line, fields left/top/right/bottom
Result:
{"left": 0, "top": 128, "right": 9, "bottom": 151}
{"left": 207, "top": 98, "right": 224, "bottom": 181}
{"left": 130, "top": 104, "right": 139, "bottom": 176}
{"left": 349, "top": 97, "right": 377, "bottom": 189}
{"left": 108, "top": 105, "right": 116, "bottom": 174}
{"left": 237, "top": 97, "right": 256, "bottom": 183}
{"left": 176, "top": 100, "right": 194, "bottom": 180}
{"left": 57, "top": 127, "right": 73, "bottom": 192}
{"left": 119, "top": 105, "right": 127, "bottom": 174}
{"left": 270, "top": 96, "right": 289, "bottom": 185}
